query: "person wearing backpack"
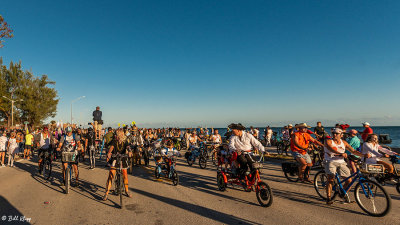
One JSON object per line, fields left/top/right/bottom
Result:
{"left": 56, "top": 127, "right": 82, "bottom": 187}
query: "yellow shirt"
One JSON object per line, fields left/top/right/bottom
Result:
{"left": 25, "top": 134, "right": 34, "bottom": 146}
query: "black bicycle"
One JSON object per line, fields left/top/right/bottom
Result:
{"left": 39, "top": 149, "right": 52, "bottom": 180}
{"left": 112, "top": 153, "right": 129, "bottom": 209}
{"left": 61, "top": 151, "right": 76, "bottom": 194}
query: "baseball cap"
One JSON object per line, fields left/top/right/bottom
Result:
{"left": 332, "top": 128, "right": 343, "bottom": 134}
{"left": 362, "top": 122, "right": 370, "bottom": 126}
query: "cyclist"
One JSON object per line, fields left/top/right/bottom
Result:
{"left": 314, "top": 122, "right": 325, "bottom": 144}
{"left": 103, "top": 128, "right": 132, "bottom": 200}
{"left": 85, "top": 127, "right": 96, "bottom": 169}
{"left": 361, "top": 133, "right": 399, "bottom": 175}
{"left": 76, "top": 128, "right": 85, "bottom": 162}
{"left": 228, "top": 123, "right": 268, "bottom": 179}
{"left": 324, "top": 128, "right": 369, "bottom": 205}
{"left": 189, "top": 131, "right": 203, "bottom": 150}
{"left": 161, "top": 139, "right": 181, "bottom": 174}
{"left": 291, "top": 123, "right": 323, "bottom": 183}
{"left": 37, "top": 127, "right": 52, "bottom": 173}
{"left": 128, "top": 130, "right": 144, "bottom": 166}
{"left": 56, "top": 127, "right": 81, "bottom": 187}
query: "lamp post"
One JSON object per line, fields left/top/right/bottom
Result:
{"left": 2, "top": 96, "right": 23, "bottom": 128}
{"left": 70, "top": 96, "right": 85, "bottom": 125}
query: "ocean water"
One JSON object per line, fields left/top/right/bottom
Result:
{"left": 207, "top": 126, "right": 400, "bottom": 148}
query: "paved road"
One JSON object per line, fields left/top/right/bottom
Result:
{"left": 0, "top": 150, "right": 399, "bottom": 225}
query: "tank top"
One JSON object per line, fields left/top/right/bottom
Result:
{"left": 324, "top": 139, "right": 345, "bottom": 163}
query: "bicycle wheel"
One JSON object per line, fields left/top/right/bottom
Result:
{"left": 171, "top": 170, "right": 179, "bottom": 186}
{"left": 354, "top": 179, "right": 391, "bottom": 217}
{"left": 43, "top": 160, "right": 52, "bottom": 180}
{"left": 187, "top": 157, "right": 193, "bottom": 166}
{"left": 276, "top": 143, "right": 282, "bottom": 155}
{"left": 217, "top": 172, "right": 226, "bottom": 191}
{"left": 314, "top": 171, "right": 338, "bottom": 200}
{"left": 396, "top": 183, "right": 400, "bottom": 194}
{"left": 65, "top": 167, "right": 70, "bottom": 194}
{"left": 283, "top": 168, "right": 299, "bottom": 182}
{"left": 119, "top": 172, "right": 124, "bottom": 209}
{"left": 199, "top": 155, "right": 207, "bottom": 169}
{"left": 211, "top": 154, "right": 217, "bottom": 166}
{"left": 256, "top": 181, "right": 273, "bottom": 207}
{"left": 154, "top": 166, "right": 161, "bottom": 179}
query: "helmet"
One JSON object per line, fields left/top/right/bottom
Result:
{"left": 66, "top": 127, "right": 72, "bottom": 133}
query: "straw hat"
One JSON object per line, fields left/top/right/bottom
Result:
{"left": 295, "top": 123, "right": 311, "bottom": 128}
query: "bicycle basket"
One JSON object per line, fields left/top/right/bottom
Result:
{"left": 253, "top": 162, "right": 263, "bottom": 169}
{"left": 62, "top": 152, "right": 76, "bottom": 162}
{"left": 362, "top": 164, "right": 384, "bottom": 174}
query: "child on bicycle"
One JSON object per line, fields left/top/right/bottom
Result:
{"left": 161, "top": 139, "right": 181, "bottom": 174}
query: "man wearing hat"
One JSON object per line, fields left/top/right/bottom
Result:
{"left": 361, "top": 122, "right": 373, "bottom": 142}
{"left": 291, "top": 123, "right": 324, "bottom": 183}
{"left": 228, "top": 123, "right": 269, "bottom": 178}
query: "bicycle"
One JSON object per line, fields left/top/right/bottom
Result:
{"left": 369, "top": 154, "right": 400, "bottom": 194}
{"left": 61, "top": 151, "right": 77, "bottom": 194}
{"left": 111, "top": 153, "right": 129, "bottom": 209}
{"left": 185, "top": 143, "right": 207, "bottom": 169}
{"left": 281, "top": 160, "right": 315, "bottom": 182}
{"left": 39, "top": 149, "right": 52, "bottom": 180}
{"left": 154, "top": 156, "right": 179, "bottom": 186}
{"left": 314, "top": 157, "right": 391, "bottom": 217}
{"left": 217, "top": 155, "right": 273, "bottom": 207}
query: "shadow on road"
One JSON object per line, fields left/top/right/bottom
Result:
{"left": 0, "top": 195, "right": 30, "bottom": 224}
{"left": 272, "top": 188, "right": 366, "bottom": 216}
{"left": 129, "top": 187, "right": 262, "bottom": 225}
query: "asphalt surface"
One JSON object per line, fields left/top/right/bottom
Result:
{"left": 0, "top": 148, "right": 399, "bottom": 225}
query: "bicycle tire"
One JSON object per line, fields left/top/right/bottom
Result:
{"left": 276, "top": 143, "right": 282, "bottom": 155}
{"left": 119, "top": 172, "right": 124, "bottom": 209}
{"left": 354, "top": 179, "right": 391, "bottom": 217}
{"left": 313, "top": 171, "right": 338, "bottom": 200}
{"left": 187, "top": 158, "right": 193, "bottom": 166}
{"left": 211, "top": 154, "right": 217, "bottom": 166}
{"left": 44, "top": 160, "right": 52, "bottom": 180}
{"left": 283, "top": 169, "right": 299, "bottom": 182}
{"left": 172, "top": 170, "right": 179, "bottom": 186}
{"left": 396, "top": 183, "right": 400, "bottom": 194}
{"left": 256, "top": 181, "right": 273, "bottom": 207}
{"left": 217, "top": 172, "right": 226, "bottom": 191}
{"left": 65, "top": 167, "right": 70, "bottom": 194}
{"left": 154, "top": 166, "right": 161, "bottom": 179}
{"left": 199, "top": 155, "right": 207, "bottom": 169}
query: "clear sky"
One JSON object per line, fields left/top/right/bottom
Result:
{"left": 1, "top": 0, "right": 400, "bottom": 128}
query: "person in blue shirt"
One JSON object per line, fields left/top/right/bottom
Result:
{"left": 346, "top": 129, "right": 361, "bottom": 173}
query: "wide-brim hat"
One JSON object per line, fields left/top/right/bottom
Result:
{"left": 295, "top": 123, "right": 311, "bottom": 128}
{"left": 228, "top": 123, "right": 246, "bottom": 130}
{"left": 362, "top": 122, "right": 370, "bottom": 126}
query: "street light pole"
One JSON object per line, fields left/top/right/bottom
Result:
{"left": 70, "top": 96, "right": 85, "bottom": 125}
{"left": 2, "top": 96, "right": 23, "bottom": 128}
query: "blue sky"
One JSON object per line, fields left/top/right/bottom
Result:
{"left": 1, "top": 0, "right": 400, "bottom": 127}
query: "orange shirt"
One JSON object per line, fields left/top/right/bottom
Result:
{"left": 291, "top": 131, "right": 313, "bottom": 155}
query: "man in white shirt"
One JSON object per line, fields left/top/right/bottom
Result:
{"left": 228, "top": 123, "right": 269, "bottom": 178}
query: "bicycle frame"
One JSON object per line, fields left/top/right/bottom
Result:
{"left": 334, "top": 169, "right": 373, "bottom": 197}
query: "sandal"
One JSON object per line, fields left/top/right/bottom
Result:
{"left": 326, "top": 197, "right": 333, "bottom": 205}
{"left": 102, "top": 194, "right": 108, "bottom": 201}
{"left": 125, "top": 191, "right": 132, "bottom": 198}
{"left": 304, "top": 179, "right": 313, "bottom": 184}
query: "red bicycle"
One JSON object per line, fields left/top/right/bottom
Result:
{"left": 217, "top": 155, "right": 273, "bottom": 207}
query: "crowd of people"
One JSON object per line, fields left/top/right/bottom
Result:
{"left": 0, "top": 105, "right": 399, "bottom": 209}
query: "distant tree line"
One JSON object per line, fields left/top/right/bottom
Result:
{"left": 0, "top": 58, "right": 59, "bottom": 127}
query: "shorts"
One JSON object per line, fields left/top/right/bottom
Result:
{"left": 25, "top": 145, "right": 32, "bottom": 150}
{"left": 324, "top": 161, "right": 351, "bottom": 177}
{"left": 39, "top": 148, "right": 53, "bottom": 160}
{"left": 292, "top": 152, "right": 312, "bottom": 164}
{"left": 94, "top": 121, "right": 102, "bottom": 131}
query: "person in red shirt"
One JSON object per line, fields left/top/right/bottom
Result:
{"left": 361, "top": 122, "right": 373, "bottom": 142}
{"left": 290, "top": 123, "right": 324, "bottom": 183}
